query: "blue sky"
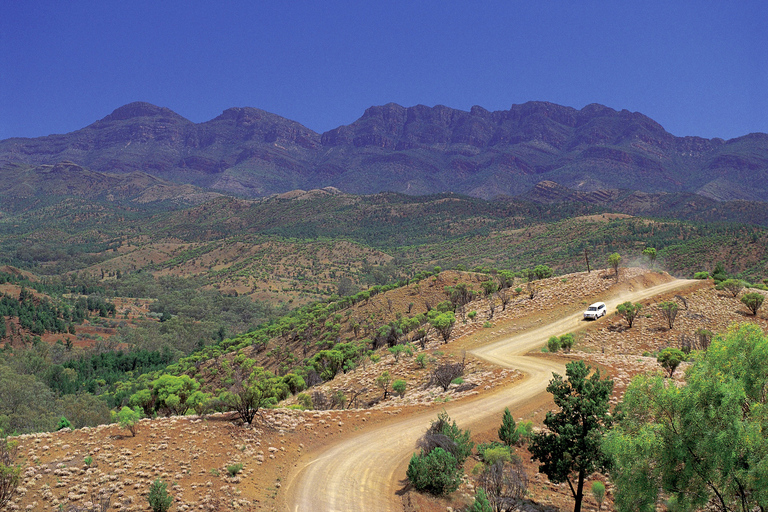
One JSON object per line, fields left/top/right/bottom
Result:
{"left": 1, "top": 1, "right": 766, "bottom": 140}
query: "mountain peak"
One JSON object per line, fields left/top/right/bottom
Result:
{"left": 100, "top": 102, "right": 187, "bottom": 123}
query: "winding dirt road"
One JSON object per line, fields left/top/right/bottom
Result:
{"left": 284, "top": 278, "right": 694, "bottom": 512}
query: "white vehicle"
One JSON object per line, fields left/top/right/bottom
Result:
{"left": 583, "top": 302, "right": 607, "bottom": 320}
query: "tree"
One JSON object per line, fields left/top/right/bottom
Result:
{"left": 430, "top": 312, "right": 456, "bottom": 343}
{"left": 392, "top": 379, "right": 407, "bottom": 397}
{"left": 498, "top": 407, "right": 518, "bottom": 446}
{"left": 221, "top": 368, "right": 283, "bottom": 424}
{"left": 741, "top": 292, "right": 765, "bottom": 315}
{"left": 658, "top": 301, "right": 679, "bottom": 329}
{"left": 591, "top": 481, "right": 606, "bottom": 511}
{"left": 481, "top": 280, "right": 498, "bottom": 297}
{"left": 532, "top": 265, "right": 553, "bottom": 280}
{"left": 495, "top": 288, "right": 511, "bottom": 311}
{"left": 603, "top": 323, "right": 768, "bottom": 512}
{"left": 376, "top": 371, "right": 392, "bottom": 400}
{"left": 547, "top": 336, "right": 561, "bottom": 353}
{"left": 478, "top": 459, "right": 528, "bottom": 511}
{"left": 530, "top": 361, "right": 613, "bottom": 512}
{"left": 656, "top": 347, "right": 685, "bottom": 378}
{"left": 559, "top": 333, "right": 575, "bottom": 353}
{"left": 432, "top": 361, "right": 464, "bottom": 391}
{"left": 616, "top": 301, "right": 642, "bottom": 328}
{"left": 151, "top": 374, "right": 202, "bottom": 416}
{"left": 147, "top": 478, "right": 173, "bottom": 512}
{"left": 716, "top": 278, "right": 745, "bottom": 297}
{"left": 642, "top": 247, "right": 657, "bottom": 269}
{"left": 608, "top": 253, "right": 621, "bottom": 282}
{"left": 115, "top": 406, "right": 142, "bottom": 436}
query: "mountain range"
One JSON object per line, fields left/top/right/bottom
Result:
{"left": 1, "top": 101, "right": 767, "bottom": 201}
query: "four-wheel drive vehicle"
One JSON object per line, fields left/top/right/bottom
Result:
{"left": 583, "top": 302, "right": 606, "bottom": 320}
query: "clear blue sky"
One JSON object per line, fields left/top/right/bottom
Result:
{"left": 1, "top": 1, "right": 766, "bottom": 140}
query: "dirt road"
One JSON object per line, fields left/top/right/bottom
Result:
{"left": 284, "top": 278, "right": 694, "bottom": 512}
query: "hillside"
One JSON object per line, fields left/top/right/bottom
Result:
{"left": 6, "top": 270, "right": 768, "bottom": 512}
{"left": 2, "top": 101, "right": 767, "bottom": 200}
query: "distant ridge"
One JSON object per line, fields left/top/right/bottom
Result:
{"left": 1, "top": 101, "right": 767, "bottom": 201}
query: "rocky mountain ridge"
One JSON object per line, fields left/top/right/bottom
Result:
{"left": 2, "top": 101, "right": 767, "bottom": 201}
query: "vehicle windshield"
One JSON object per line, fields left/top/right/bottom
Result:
{"left": 588, "top": 307, "right": 597, "bottom": 311}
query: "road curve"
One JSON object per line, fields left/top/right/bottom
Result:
{"left": 284, "top": 278, "right": 695, "bottom": 512}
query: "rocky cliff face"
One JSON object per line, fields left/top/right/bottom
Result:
{"left": 1, "top": 101, "right": 766, "bottom": 201}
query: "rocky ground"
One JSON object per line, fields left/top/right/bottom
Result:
{"left": 5, "top": 269, "right": 766, "bottom": 512}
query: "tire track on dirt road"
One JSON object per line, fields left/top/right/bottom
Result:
{"left": 284, "top": 278, "right": 695, "bottom": 512}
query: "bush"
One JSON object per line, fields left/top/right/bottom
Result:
{"left": 559, "top": 333, "right": 575, "bottom": 353}
{"left": 547, "top": 336, "right": 561, "bottom": 353}
{"left": 147, "top": 478, "right": 173, "bottom": 512}
{"left": 467, "top": 487, "right": 493, "bottom": 512}
{"left": 657, "top": 347, "right": 686, "bottom": 378}
{"left": 115, "top": 406, "right": 142, "bottom": 437}
{"left": 741, "top": 292, "right": 765, "bottom": 315}
{"left": 716, "top": 279, "right": 745, "bottom": 298}
{"left": 592, "top": 481, "right": 606, "bottom": 510}
{"left": 406, "top": 447, "right": 462, "bottom": 495}
{"left": 392, "top": 379, "right": 407, "bottom": 397}
{"left": 694, "top": 271, "right": 710, "bottom": 280}
{"left": 478, "top": 444, "right": 512, "bottom": 466}
{"left": 227, "top": 463, "right": 243, "bottom": 476}
{"left": 56, "top": 416, "right": 72, "bottom": 431}
{"left": 514, "top": 420, "right": 534, "bottom": 446}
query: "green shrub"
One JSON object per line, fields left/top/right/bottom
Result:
{"left": 415, "top": 353, "right": 427, "bottom": 368}
{"left": 115, "top": 406, "right": 142, "bottom": 437}
{"left": 498, "top": 407, "right": 518, "bottom": 446}
{"left": 226, "top": 463, "right": 243, "bottom": 476}
{"left": 514, "top": 420, "right": 534, "bottom": 446}
{"left": 56, "top": 417, "right": 72, "bottom": 431}
{"left": 83, "top": 456, "right": 93, "bottom": 467}
{"left": 693, "top": 271, "right": 710, "bottom": 279}
{"left": 741, "top": 292, "right": 765, "bottom": 315}
{"left": 592, "top": 481, "right": 606, "bottom": 510}
{"left": 547, "top": 336, "right": 561, "bottom": 353}
{"left": 406, "top": 447, "right": 462, "bottom": 495}
{"left": 147, "top": 478, "right": 173, "bottom": 512}
{"left": 468, "top": 487, "right": 493, "bottom": 512}
{"left": 392, "top": 379, "right": 407, "bottom": 397}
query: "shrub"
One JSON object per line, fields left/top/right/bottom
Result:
{"left": 467, "top": 487, "right": 493, "bottom": 512}
{"left": 116, "top": 406, "right": 142, "bottom": 437}
{"left": 616, "top": 301, "right": 643, "bottom": 328}
{"left": 147, "top": 478, "right": 173, "bottom": 512}
{"left": 716, "top": 279, "right": 745, "bottom": 298}
{"left": 694, "top": 271, "right": 710, "bottom": 279}
{"left": 406, "top": 447, "right": 462, "bottom": 495}
{"left": 480, "top": 444, "right": 512, "bottom": 466}
{"left": 592, "top": 481, "right": 606, "bottom": 510}
{"left": 658, "top": 301, "right": 679, "bottom": 329}
{"left": 56, "top": 416, "right": 72, "bottom": 431}
{"left": 415, "top": 353, "right": 427, "bottom": 368}
{"left": 514, "top": 420, "right": 534, "bottom": 446}
{"left": 84, "top": 455, "right": 93, "bottom": 467}
{"left": 226, "top": 463, "right": 243, "bottom": 476}
{"left": 547, "top": 336, "right": 561, "bottom": 353}
{"left": 741, "top": 292, "right": 765, "bottom": 315}
{"left": 392, "top": 379, "right": 407, "bottom": 397}
{"left": 657, "top": 347, "right": 686, "bottom": 378}
{"left": 559, "top": 333, "right": 575, "bottom": 353}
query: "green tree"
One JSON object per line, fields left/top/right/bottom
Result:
{"left": 547, "top": 336, "right": 561, "bottom": 353}
{"left": 430, "top": 312, "right": 456, "bottom": 343}
{"left": 221, "top": 368, "right": 282, "bottom": 424}
{"left": 741, "top": 292, "right": 765, "bottom": 315}
{"left": 608, "top": 253, "right": 621, "bottom": 282}
{"left": 591, "top": 481, "right": 606, "bottom": 511}
{"left": 376, "top": 371, "right": 392, "bottom": 400}
{"left": 657, "top": 347, "right": 685, "bottom": 378}
{"left": 642, "top": 247, "right": 657, "bottom": 269}
{"left": 658, "top": 301, "right": 679, "bottom": 329}
{"left": 604, "top": 323, "right": 768, "bottom": 512}
{"left": 498, "top": 407, "right": 519, "bottom": 446}
{"left": 115, "top": 406, "right": 142, "bottom": 436}
{"left": 151, "top": 374, "right": 202, "bottom": 416}
{"left": 532, "top": 264, "right": 553, "bottom": 280}
{"left": 147, "top": 478, "right": 173, "bottom": 512}
{"left": 530, "top": 361, "right": 613, "bottom": 512}
{"left": 716, "top": 278, "right": 745, "bottom": 297}
{"left": 392, "top": 379, "right": 407, "bottom": 397}
{"left": 616, "top": 301, "right": 642, "bottom": 328}
{"left": 559, "top": 333, "right": 575, "bottom": 353}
